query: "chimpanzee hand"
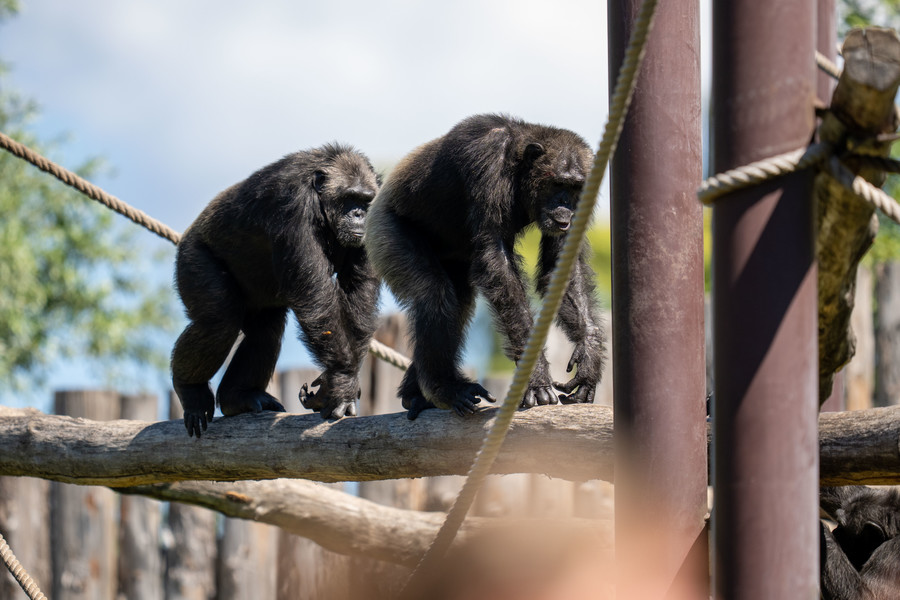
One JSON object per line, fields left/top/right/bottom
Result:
{"left": 174, "top": 380, "right": 216, "bottom": 438}
{"left": 553, "top": 342, "right": 598, "bottom": 404}
{"left": 299, "top": 372, "right": 359, "bottom": 419}
{"left": 521, "top": 357, "right": 558, "bottom": 408}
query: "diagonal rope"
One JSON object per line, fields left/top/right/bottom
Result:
{"left": 0, "top": 129, "right": 412, "bottom": 368}
{"left": 0, "top": 531, "right": 46, "bottom": 600}
{"left": 397, "top": 0, "right": 660, "bottom": 596}
{"left": 816, "top": 50, "right": 841, "bottom": 81}
{"left": 0, "top": 130, "right": 182, "bottom": 245}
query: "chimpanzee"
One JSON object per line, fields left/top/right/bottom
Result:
{"left": 820, "top": 486, "right": 900, "bottom": 599}
{"left": 171, "top": 144, "right": 380, "bottom": 437}
{"left": 365, "top": 114, "right": 606, "bottom": 419}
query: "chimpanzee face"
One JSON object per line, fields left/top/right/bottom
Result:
{"left": 314, "top": 153, "right": 380, "bottom": 248}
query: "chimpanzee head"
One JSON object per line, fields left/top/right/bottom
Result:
{"left": 312, "top": 145, "right": 380, "bottom": 248}
{"left": 518, "top": 131, "right": 594, "bottom": 237}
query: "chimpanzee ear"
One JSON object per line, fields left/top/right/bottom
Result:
{"left": 524, "top": 142, "right": 545, "bottom": 161}
{"left": 862, "top": 521, "right": 888, "bottom": 546}
{"left": 313, "top": 170, "right": 328, "bottom": 193}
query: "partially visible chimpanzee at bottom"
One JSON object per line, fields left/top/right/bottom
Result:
{"left": 820, "top": 486, "right": 900, "bottom": 599}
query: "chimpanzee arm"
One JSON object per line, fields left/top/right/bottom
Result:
{"left": 821, "top": 521, "right": 863, "bottom": 600}
{"left": 537, "top": 234, "right": 606, "bottom": 404}
{"left": 279, "top": 242, "right": 362, "bottom": 419}
{"left": 470, "top": 237, "right": 557, "bottom": 407}
{"left": 859, "top": 535, "right": 900, "bottom": 598}
{"left": 335, "top": 248, "right": 380, "bottom": 367}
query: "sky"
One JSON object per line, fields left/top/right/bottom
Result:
{"left": 0, "top": 0, "right": 711, "bottom": 411}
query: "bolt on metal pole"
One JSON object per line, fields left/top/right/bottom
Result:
{"left": 609, "top": 0, "right": 707, "bottom": 596}
{"left": 711, "top": 1, "right": 819, "bottom": 598}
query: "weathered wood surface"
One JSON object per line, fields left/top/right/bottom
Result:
{"left": 0, "top": 404, "right": 615, "bottom": 485}
{"left": 819, "top": 406, "right": 900, "bottom": 485}
{"left": 817, "top": 27, "right": 900, "bottom": 403}
{"left": 5, "top": 404, "right": 900, "bottom": 485}
{"left": 119, "top": 479, "right": 611, "bottom": 569}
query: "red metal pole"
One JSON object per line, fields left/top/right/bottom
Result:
{"left": 609, "top": 0, "right": 707, "bottom": 596}
{"left": 712, "top": 1, "right": 819, "bottom": 598}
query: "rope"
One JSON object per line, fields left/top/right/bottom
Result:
{"left": 824, "top": 156, "right": 900, "bottom": 224}
{"left": 0, "top": 531, "right": 46, "bottom": 600}
{"left": 816, "top": 50, "right": 841, "bottom": 81}
{"left": 368, "top": 338, "right": 410, "bottom": 370}
{"left": 0, "top": 130, "right": 182, "bottom": 245}
{"left": 697, "top": 143, "right": 831, "bottom": 204}
{"left": 0, "top": 129, "right": 413, "bottom": 368}
{"left": 397, "top": 0, "right": 660, "bottom": 595}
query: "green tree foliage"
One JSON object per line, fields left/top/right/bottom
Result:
{"left": 0, "top": 2, "right": 176, "bottom": 390}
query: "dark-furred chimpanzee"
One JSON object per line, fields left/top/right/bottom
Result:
{"left": 171, "top": 144, "right": 380, "bottom": 437}
{"left": 365, "top": 114, "right": 606, "bottom": 420}
{"left": 820, "top": 486, "right": 900, "bottom": 599}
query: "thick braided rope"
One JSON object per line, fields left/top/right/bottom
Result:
{"left": 0, "top": 532, "right": 46, "bottom": 600}
{"left": 0, "top": 129, "right": 413, "bottom": 367}
{"left": 397, "top": 0, "right": 660, "bottom": 595}
{"left": 825, "top": 156, "right": 900, "bottom": 224}
{"left": 0, "top": 130, "right": 182, "bottom": 245}
{"left": 816, "top": 50, "right": 841, "bottom": 80}
{"left": 368, "top": 338, "right": 410, "bottom": 370}
{"left": 698, "top": 143, "right": 831, "bottom": 204}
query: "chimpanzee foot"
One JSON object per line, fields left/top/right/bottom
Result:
{"left": 218, "top": 389, "right": 286, "bottom": 417}
{"left": 407, "top": 381, "right": 497, "bottom": 419}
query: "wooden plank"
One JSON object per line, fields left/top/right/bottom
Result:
{"left": 164, "top": 392, "right": 217, "bottom": 600}
{"left": 118, "top": 393, "right": 163, "bottom": 600}
{"left": 0, "top": 477, "right": 50, "bottom": 600}
{"left": 51, "top": 390, "right": 120, "bottom": 600}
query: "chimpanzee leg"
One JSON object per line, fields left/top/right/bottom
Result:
{"left": 217, "top": 307, "right": 288, "bottom": 416}
{"left": 171, "top": 237, "right": 245, "bottom": 437}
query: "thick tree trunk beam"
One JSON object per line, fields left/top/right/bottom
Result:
{"left": 0, "top": 404, "right": 614, "bottom": 485}
{"left": 3, "top": 404, "right": 900, "bottom": 485}
{"left": 816, "top": 27, "right": 900, "bottom": 403}
{"left": 117, "top": 479, "right": 610, "bottom": 568}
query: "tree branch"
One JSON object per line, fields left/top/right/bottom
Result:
{"left": 2, "top": 404, "right": 899, "bottom": 486}
{"left": 118, "top": 479, "right": 610, "bottom": 568}
{"left": 0, "top": 404, "right": 613, "bottom": 485}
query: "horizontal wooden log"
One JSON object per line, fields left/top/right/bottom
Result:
{"left": 0, "top": 404, "right": 614, "bottom": 486}
{"left": 2, "top": 405, "right": 899, "bottom": 486}
{"left": 119, "top": 479, "right": 610, "bottom": 568}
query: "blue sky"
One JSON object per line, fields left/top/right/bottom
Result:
{"left": 0, "top": 1, "right": 711, "bottom": 412}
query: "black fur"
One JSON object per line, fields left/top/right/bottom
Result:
{"left": 820, "top": 486, "right": 900, "bottom": 599}
{"left": 365, "top": 114, "right": 606, "bottom": 419}
{"left": 171, "top": 144, "right": 380, "bottom": 437}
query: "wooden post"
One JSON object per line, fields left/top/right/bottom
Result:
{"left": 847, "top": 266, "right": 875, "bottom": 410}
{"left": 217, "top": 376, "right": 279, "bottom": 600}
{"left": 165, "top": 392, "right": 217, "bottom": 600}
{"left": 52, "top": 390, "right": 120, "bottom": 600}
{"left": 118, "top": 393, "right": 163, "bottom": 600}
{"left": 875, "top": 261, "right": 900, "bottom": 406}
{"left": 276, "top": 368, "right": 353, "bottom": 600}
{"left": 0, "top": 477, "right": 50, "bottom": 600}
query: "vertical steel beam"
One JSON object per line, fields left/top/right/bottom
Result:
{"left": 609, "top": 0, "right": 707, "bottom": 595}
{"left": 712, "top": 2, "right": 819, "bottom": 599}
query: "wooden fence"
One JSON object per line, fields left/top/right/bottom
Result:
{"left": 0, "top": 314, "right": 614, "bottom": 600}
